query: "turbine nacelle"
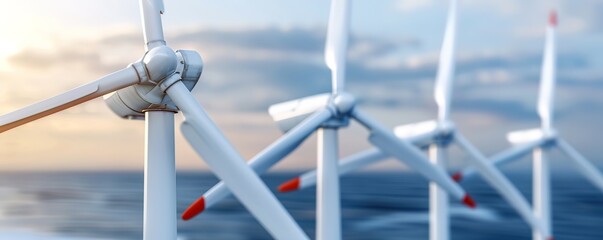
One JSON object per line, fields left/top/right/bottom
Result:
{"left": 104, "top": 49, "right": 203, "bottom": 119}
{"left": 506, "top": 128, "right": 557, "bottom": 145}
{"left": 394, "top": 120, "right": 455, "bottom": 146}
{"left": 268, "top": 92, "right": 356, "bottom": 132}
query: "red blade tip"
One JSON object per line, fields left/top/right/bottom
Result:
{"left": 278, "top": 177, "right": 301, "bottom": 192}
{"left": 452, "top": 172, "right": 463, "bottom": 182}
{"left": 181, "top": 196, "right": 205, "bottom": 221}
{"left": 549, "top": 10, "right": 557, "bottom": 27}
{"left": 463, "top": 194, "right": 477, "bottom": 208}
{"left": 548, "top": 237, "right": 554, "bottom": 240}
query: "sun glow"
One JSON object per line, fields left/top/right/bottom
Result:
{"left": 0, "top": 5, "right": 52, "bottom": 71}
{"left": 0, "top": 40, "right": 21, "bottom": 70}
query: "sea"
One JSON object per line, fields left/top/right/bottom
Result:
{"left": 0, "top": 171, "right": 601, "bottom": 240}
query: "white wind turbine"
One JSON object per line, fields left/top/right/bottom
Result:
{"left": 453, "top": 10, "right": 603, "bottom": 240}
{"left": 276, "top": 1, "right": 552, "bottom": 239}
{"left": 0, "top": 1, "right": 309, "bottom": 239}
{"left": 180, "top": 0, "right": 475, "bottom": 239}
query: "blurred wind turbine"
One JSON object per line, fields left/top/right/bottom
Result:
{"left": 0, "top": 0, "right": 309, "bottom": 239}
{"left": 453, "top": 10, "right": 603, "bottom": 240}
{"left": 277, "top": 1, "right": 552, "bottom": 239}
{"left": 181, "top": 0, "right": 475, "bottom": 239}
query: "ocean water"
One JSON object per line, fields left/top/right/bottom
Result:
{"left": 0, "top": 171, "right": 601, "bottom": 239}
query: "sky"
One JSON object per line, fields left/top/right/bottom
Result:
{"left": 0, "top": 0, "right": 602, "bottom": 172}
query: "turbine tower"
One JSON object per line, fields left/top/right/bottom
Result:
{"left": 181, "top": 1, "right": 476, "bottom": 239}
{"left": 0, "top": 1, "right": 309, "bottom": 239}
{"left": 278, "top": 1, "right": 552, "bottom": 239}
{"left": 453, "top": 10, "right": 603, "bottom": 240}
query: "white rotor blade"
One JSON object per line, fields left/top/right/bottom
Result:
{"left": 454, "top": 133, "right": 551, "bottom": 238}
{"left": 139, "top": 0, "right": 166, "bottom": 50}
{"left": 165, "top": 81, "right": 308, "bottom": 240}
{"left": 556, "top": 138, "right": 603, "bottom": 192}
{"left": 0, "top": 67, "right": 140, "bottom": 133}
{"left": 537, "top": 10, "right": 557, "bottom": 131}
{"left": 248, "top": 109, "right": 332, "bottom": 173}
{"left": 351, "top": 108, "right": 474, "bottom": 206}
{"left": 181, "top": 109, "right": 333, "bottom": 220}
{"left": 279, "top": 148, "right": 388, "bottom": 192}
{"left": 455, "top": 138, "right": 547, "bottom": 182}
{"left": 434, "top": 0, "right": 458, "bottom": 123}
{"left": 325, "top": 0, "right": 350, "bottom": 94}
{"left": 280, "top": 125, "right": 442, "bottom": 192}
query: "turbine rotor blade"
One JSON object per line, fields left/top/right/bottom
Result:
{"left": 350, "top": 108, "right": 472, "bottom": 205}
{"left": 325, "top": 0, "right": 350, "bottom": 94}
{"left": 165, "top": 81, "right": 308, "bottom": 240}
{"left": 454, "top": 133, "right": 551, "bottom": 238}
{"left": 182, "top": 109, "right": 333, "bottom": 219}
{"left": 0, "top": 67, "right": 140, "bottom": 133}
{"left": 139, "top": 0, "right": 166, "bottom": 50}
{"left": 455, "top": 138, "right": 547, "bottom": 182}
{"left": 248, "top": 109, "right": 332, "bottom": 172}
{"left": 537, "top": 10, "right": 557, "bottom": 131}
{"left": 279, "top": 148, "right": 388, "bottom": 192}
{"left": 556, "top": 138, "right": 603, "bottom": 192}
{"left": 434, "top": 0, "right": 458, "bottom": 123}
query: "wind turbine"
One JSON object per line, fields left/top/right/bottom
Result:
{"left": 181, "top": 0, "right": 476, "bottom": 239}
{"left": 453, "top": 10, "right": 603, "bottom": 240}
{"left": 276, "top": 1, "right": 552, "bottom": 239}
{"left": 0, "top": 0, "right": 309, "bottom": 239}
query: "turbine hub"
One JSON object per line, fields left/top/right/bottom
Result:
{"left": 333, "top": 92, "right": 356, "bottom": 115}
{"left": 437, "top": 121, "right": 456, "bottom": 136}
{"left": 143, "top": 45, "right": 178, "bottom": 83}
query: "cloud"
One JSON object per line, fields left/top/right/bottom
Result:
{"left": 174, "top": 27, "right": 417, "bottom": 68}
{"left": 395, "top": 0, "right": 520, "bottom": 15}
{"left": 392, "top": 0, "right": 603, "bottom": 38}
{"left": 395, "top": 0, "right": 435, "bottom": 12}
{"left": 7, "top": 38, "right": 140, "bottom": 74}
{"left": 464, "top": 0, "right": 603, "bottom": 35}
{"left": 8, "top": 48, "right": 101, "bottom": 71}
{"left": 177, "top": 28, "right": 325, "bottom": 54}
{"left": 561, "top": 0, "right": 603, "bottom": 32}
